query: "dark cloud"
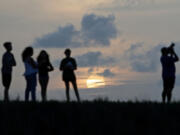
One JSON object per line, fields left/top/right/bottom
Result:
{"left": 81, "top": 14, "right": 117, "bottom": 46}
{"left": 125, "top": 43, "right": 164, "bottom": 72}
{"left": 126, "top": 42, "right": 180, "bottom": 72}
{"left": 97, "top": 69, "right": 115, "bottom": 77}
{"left": 33, "top": 14, "right": 117, "bottom": 48}
{"left": 33, "top": 25, "right": 81, "bottom": 48}
{"left": 76, "top": 51, "right": 115, "bottom": 67}
{"left": 52, "top": 51, "right": 115, "bottom": 68}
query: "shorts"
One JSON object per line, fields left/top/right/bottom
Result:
{"left": 163, "top": 77, "right": 175, "bottom": 90}
{"left": 2, "top": 73, "right": 12, "bottom": 87}
{"left": 62, "top": 73, "right": 76, "bottom": 82}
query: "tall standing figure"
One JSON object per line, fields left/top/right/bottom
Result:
{"left": 22, "top": 47, "right": 38, "bottom": 102}
{"left": 60, "top": 49, "right": 80, "bottom": 102}
{"left": 1, "top": 42, "right": 16, "bottom": 101}
{"left": 160, "top": 43, "right": 179, "bottom": 103}
{"left": 37, "top": 50, "right": 54, "bottom": 102}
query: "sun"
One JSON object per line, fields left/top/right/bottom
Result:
{"left": 86, "top": 76, "right": 105, "bottom": 88}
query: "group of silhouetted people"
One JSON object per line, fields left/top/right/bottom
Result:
{"left": 1, "top": 41, "right": 179, "bottom": 103}
{"left": 1, "top": 42, "right": 80, "bottom": 102}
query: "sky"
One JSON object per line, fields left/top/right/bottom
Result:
{"left": 0, "top": 0, "right": 180, "bottom": 101}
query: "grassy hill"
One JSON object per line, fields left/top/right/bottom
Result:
{"left": 0, "top": 101, "right": 180, "bottom": 135}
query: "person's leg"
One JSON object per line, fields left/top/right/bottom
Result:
{"left": 43, "top": 77, "right": 49, "bottom": 101}
{"left": 39, "top": 76, "right": 49, "bottom": 102}
{"left": 25, "top": 87, "right": 30, "bottom": 101}
{"left": 2, "top": 74, "right": 11, "bottom": 101}
{"left": 31, "top": 74, "right": 37, "bottom": 102}
{"left": 167, "top": 89, "right": 172, "bottom": 103}
{"left": 31, "top": 88, "right": 36, "bottom": 102}
{"left": 162, "top": 90, "right": 166, "bottom": 103}
{"left": 25, "top": 76, "right": 31, "bottom": 101}
{"left": 4, "top": 86, "right": 10, "bottom": 101}
{"left": 39, "top": 78, "right": 45, "bottom": 101}
{"left": 65, "top": 81, "right": 70, "bottom": 102}
{"left": 71, "top": 80, "right": 80, "bottom": 102}
{"left": 162, "top": 78, "right": 168, "bottom": 103}
{"left": 167, "top": 78, "right": 175, "bottom": 103}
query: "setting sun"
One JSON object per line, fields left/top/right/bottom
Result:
{"left": 86, "top": 76, "right": 105, "bottom": 88}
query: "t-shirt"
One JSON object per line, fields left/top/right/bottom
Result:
{"left": 60, "top": 57, "right": 77, "bottom": 81}
{"left": 24, "top": 58, "right": 38, "bottom": 76}
{"left": 160, "top": 55, "right": 178, "bottom": 78}
{"left": 1, "top": 52, "right": 16, "bottom": 74}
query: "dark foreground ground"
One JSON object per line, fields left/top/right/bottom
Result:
{"left": 0, "top": 101, "right": 180, "bottom": 135}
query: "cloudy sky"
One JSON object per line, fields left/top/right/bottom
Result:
{"left": 0, "top": 0, "right": 180, "bottom": 101}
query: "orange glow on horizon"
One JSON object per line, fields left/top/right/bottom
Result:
{"left": 86, "top": 76, "right": 105, "bottom": 88}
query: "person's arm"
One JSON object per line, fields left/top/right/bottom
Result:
{"left": 48, "top": 62, "right": 54, "bottom": 72}
{"left": 173, "top": 52, "right": 179, "bottom": 62}
{"left": 73, "top": 59, "right": 77, "bottom": 70}
{"left": 172, "top": 49, "right": 179, "bottom": 62}
{"left": 28, "top": 58, "right": 38, "bottom": 69}
{"left": 59, "top": 60, "right": 64, "bottom": 71}
{"left": 11, "top": 54, "right": 16, "bottom": 66}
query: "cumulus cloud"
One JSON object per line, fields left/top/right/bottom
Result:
{"left": 33, "top": 14, "right": 117, "bottom": 48}
{"left": 76, "top": 51, "right": 115, "bottom": 67}
{"left": 125, "top": 43, "right": 164, "bottom": 72}
{"left": 33, "top": 25, "right": 81, "bottom": 48}
{"left": 97, "top": 69, "right": 115, "bottom": 77}
{"left": 81, "top": 14, "right": 117, "bottom": 46}
{"left": 125, "top": 42, "right": 180, "bottom": 72}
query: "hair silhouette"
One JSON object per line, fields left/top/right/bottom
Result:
{"left": 22, "top": 47, "right": 33, "bottom": 62}
{"left": 37, "top": 50, "right": 54, "bottom": 102}
{"left": 60, "top": 48, "right": 80, "bottom": 102}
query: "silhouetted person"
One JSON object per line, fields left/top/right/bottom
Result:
{"left": 161, "top": 43, "right": 179, "bottom": 103}
{"left": 37, "top": 50, "right": 54, "bottom": 102}
{"left": 60, "top": 49, "right": 80, "bottom": 102}
{"left": 1, "top": 42, "right": 16, "bottom": 101}
{"left": 22, "top": 47, "right": 38, "bottom": 102}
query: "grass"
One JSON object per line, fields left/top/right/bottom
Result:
{"left": 0, "top": 100, "right": 180, "bottom": 135}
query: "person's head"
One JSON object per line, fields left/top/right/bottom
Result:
{"left": 3, "top": 42, "right": 12, "bottom": 52}
{"left": 37, "top": 50, "right": 49, "bottom": 62}
{"left": 64, "top": 48, "right": 71, "bottom": 58}
{"left": 161, "top": 47, "right": 168, "bottom": 56}
{"left": 22, "top": 47, "right": 33, "bottom": 62}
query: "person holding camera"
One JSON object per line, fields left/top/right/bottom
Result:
{"left": 160, "top": 43, "right": 179, "bottom": 103}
